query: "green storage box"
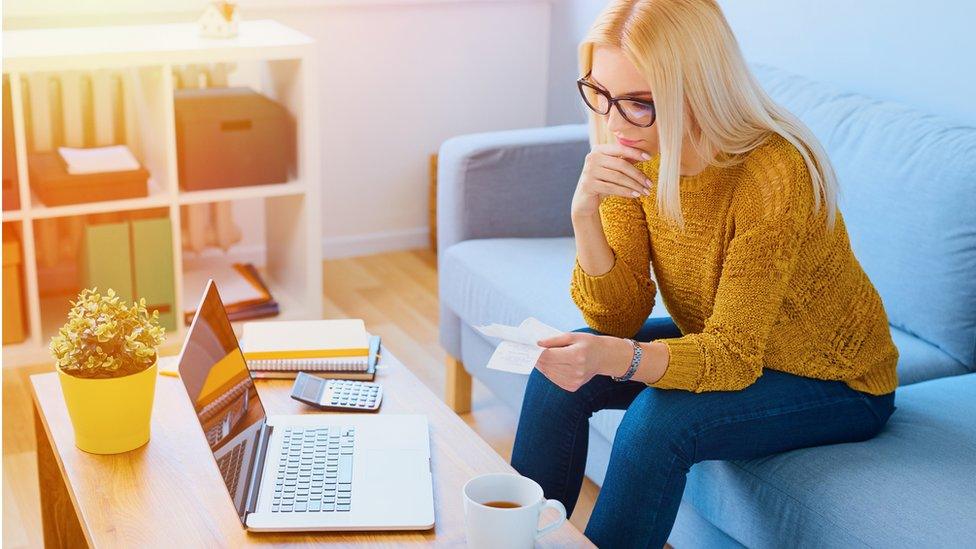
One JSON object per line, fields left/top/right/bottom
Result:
{"left": 79, "top": 216, "right": 176, "bottom": 331}
{"left": 130, "top": 217, "right": 176, "bottom": 331}
{"left": 80, "top": 221, "right": 133, "bottom": 302}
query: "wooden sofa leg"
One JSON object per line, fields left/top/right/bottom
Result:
{"left": 445, "top": 356, "right": 472, "bottom": 414}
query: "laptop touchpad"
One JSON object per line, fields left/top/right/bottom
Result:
{"left": 358, "top": 449, "right": 433, "bottom": 518}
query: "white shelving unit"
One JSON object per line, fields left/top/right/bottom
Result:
{"left": 2, "top": 20, "right": 322, "bottom": 366}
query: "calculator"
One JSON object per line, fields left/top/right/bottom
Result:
{"left": 290, "top": 372, "right": 383, "bottom": 412}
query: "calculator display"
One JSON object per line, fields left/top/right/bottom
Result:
{"left": 297, "top": 375, "right": 325, "bottom": 402}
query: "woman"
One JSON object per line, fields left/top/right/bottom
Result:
{"left": 510, "top": 1, "right": 899, "bottom": 547}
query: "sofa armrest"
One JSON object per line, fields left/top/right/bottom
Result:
{"left": 436, "top": 123, "right": 589, "bottom": 258}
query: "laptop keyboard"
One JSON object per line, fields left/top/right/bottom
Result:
{"left": 272, "top": 427, "right": 355, "bottom": 513}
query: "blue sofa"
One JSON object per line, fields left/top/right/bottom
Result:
{"left": 437, "top": 64, "right": 976, "bottom": 547}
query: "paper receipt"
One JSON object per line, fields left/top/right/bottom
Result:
{"left": 474, "top": 317, "right": 563, "bottom": 375}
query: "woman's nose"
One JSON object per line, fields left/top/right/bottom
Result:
{"left": 605, "top": 106, "right": 630, "bottom": 133}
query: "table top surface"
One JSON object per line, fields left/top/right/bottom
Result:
{"left": 30, "top": 348, "right": 590, "bottom": 547}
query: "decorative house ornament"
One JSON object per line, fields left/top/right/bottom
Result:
{"left": 198, "top": 1, "right": 240, "bottom": 39}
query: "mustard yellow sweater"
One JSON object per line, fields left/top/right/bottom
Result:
{"left": 570, "top": 133, "right": 899, "bottom": 395}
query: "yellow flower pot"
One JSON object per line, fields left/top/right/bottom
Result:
{"left": 57, "top": 361, "right": 158, "bottom": 454}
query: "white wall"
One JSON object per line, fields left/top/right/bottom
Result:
{"left": 545, "top": 0, "right": 605, "bottom": 126}
{"left": 273, "top": 2, "right": 550, "bottom": 257}
{"left": 546, "top": 0, "right": 976, "bottom": 126}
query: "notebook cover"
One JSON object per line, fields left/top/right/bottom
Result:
{"left": 241, "top": 319, "right": 369, "bottom": 360}
{"left": 249, "top": 336, "right": 380, "bottom": 380}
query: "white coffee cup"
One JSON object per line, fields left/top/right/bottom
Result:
{"left": 462, "top": 473, "right": 567, "bottom": 549}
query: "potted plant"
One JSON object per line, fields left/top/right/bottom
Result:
{"left": 50, "top": 287, "right": 166, "bottom": 454}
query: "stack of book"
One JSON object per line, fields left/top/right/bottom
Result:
{"left": 183, "top": 263, "right": 278, "bottom": 324}
{"left": 240, "top": 318, "right": 380, "bottom": 380}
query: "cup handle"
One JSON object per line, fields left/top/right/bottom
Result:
{"left": 535, "top": 499, "right": 567, "bottom": 540}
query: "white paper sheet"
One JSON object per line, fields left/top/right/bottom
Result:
{"left": 474, "top": 317, "right": 563, "bottom": 375}
{"left": 58, "top": 144, "right": 141, "bottom": 174}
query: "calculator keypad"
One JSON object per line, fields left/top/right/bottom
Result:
{"left": 321, "top": 379, "right": 382, "bottom": 411}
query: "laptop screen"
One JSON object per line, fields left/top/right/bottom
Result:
{"left": 177, "top": 279, "right": 267, "bottom": 524}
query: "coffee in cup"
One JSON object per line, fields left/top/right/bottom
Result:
{"left": 462, "top": 473, "right": 567, "bottom": 549}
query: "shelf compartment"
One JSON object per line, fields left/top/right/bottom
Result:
{"left": 18, "top": 64, "right": 176, "bottom": 206}
{"left": 34, "top": 208, "right": 177, "bottom": 342}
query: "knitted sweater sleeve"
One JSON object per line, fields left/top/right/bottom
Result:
{"left": 650, "top": 147, "right": 814, "bottom": 392}
{"left": 570, "top": 195, "right": 656, "bottom": 338}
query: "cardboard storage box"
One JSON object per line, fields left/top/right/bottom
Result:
{"left": 3, "top": 225, "right": 28, "bottom": 344}
{"left": 28, "top": 151, "right": 149, "bottom": 207}
{"left": 174, "top": 86, "right": 293, "bottom": 190}
{"left": 3, "top": 77, "right": 20, "bottom": 211}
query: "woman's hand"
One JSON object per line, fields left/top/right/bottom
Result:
{"left": 571, "top": 143, "right": 653, "bottom": 218}
{"left": 534, "top": 332, "right": 634, "bottom": 392}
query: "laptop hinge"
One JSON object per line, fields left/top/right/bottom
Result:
{"left": 243, "top": 422, "right": 273, "bottom": 519}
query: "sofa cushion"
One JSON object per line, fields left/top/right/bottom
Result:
{"left": 753, "top": 63, "right": 976, "bottom": 371}
{"left": 439, "top": 237, "right": 671, "bottom": 335}
{"left": 592, "top": 373, "right": 976, "bottom": 548}
{"left": 442, "top": 237, "right": 968, "bottom": 387}
{"left": 890, "top": 325, "right": 968, "bottom": 385}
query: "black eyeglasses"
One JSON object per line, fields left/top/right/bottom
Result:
{"left": 577, "top": 70, "right": 657, "bottom": 128}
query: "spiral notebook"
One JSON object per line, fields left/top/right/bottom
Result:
{"left": 241, "top": 319, "right": 379, "bottom": 380}
{"left": 247, "top": 335, "right": 380, "bottom": 380}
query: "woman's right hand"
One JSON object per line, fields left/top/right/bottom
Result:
{"left": 571, "top": 143, "right": 653, "bottom": 218}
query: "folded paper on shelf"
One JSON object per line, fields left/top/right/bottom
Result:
{"left": 58, "top": 145, "right": 141, "bottom": 175}
{"left": 474, "top": 317, "right": 563, "bottom": 375}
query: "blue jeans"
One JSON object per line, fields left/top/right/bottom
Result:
{"left": 510, "top": 317, "right": 896, "bottom": 548}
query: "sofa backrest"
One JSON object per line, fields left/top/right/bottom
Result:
{"left": 751, "top": 64, "right": 976, "bottom": 370}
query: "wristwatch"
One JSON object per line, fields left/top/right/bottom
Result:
{"left": 612, "top": 338, "right": 643, "bottom": 382}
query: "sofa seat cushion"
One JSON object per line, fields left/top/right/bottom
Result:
{"left": 440, "top": 237, "right": 671, "bottom": 334}
{"left": 592, "top": 373, "right": 976, "bottom": 548}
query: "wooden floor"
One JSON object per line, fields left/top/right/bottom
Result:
{"left": 2, "top": 249, "right": 600, "bottom": 547}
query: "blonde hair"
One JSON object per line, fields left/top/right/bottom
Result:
{"left": 579, "top": 0, "right": 839, "bottom": 231}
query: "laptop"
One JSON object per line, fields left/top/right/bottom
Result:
{"left": 176, "top": 279, "right": 435, "bottom": 531}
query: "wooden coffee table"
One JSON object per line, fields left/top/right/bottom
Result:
{"left": 31, "top": 347, "right": 591, "bottom": 547}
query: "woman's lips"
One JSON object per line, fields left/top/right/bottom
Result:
{"left": 617, "top": 137, "right": 643, "bottom": 147}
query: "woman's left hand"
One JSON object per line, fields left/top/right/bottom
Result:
{"left": 534, "top": 332, "right": 633, "bottom": 392}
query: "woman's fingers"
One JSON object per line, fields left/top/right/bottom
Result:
{"left": 538, "top": 333, "right": 575, "bottom": 348}
{"left": 596, "top": 143, "right": 652, "bottom": 163}
{"left": 605, "top": 155, "right": 653, "bottom": 189}
{"left": 598, "top": 182, "right": 643, "bottom": 198}
{"left": 593, "top": 167, "right": 650, "bottom": 197}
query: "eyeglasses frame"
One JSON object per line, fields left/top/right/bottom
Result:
{"left": 576, "top": 70, "right": 657, "bottom": 128}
